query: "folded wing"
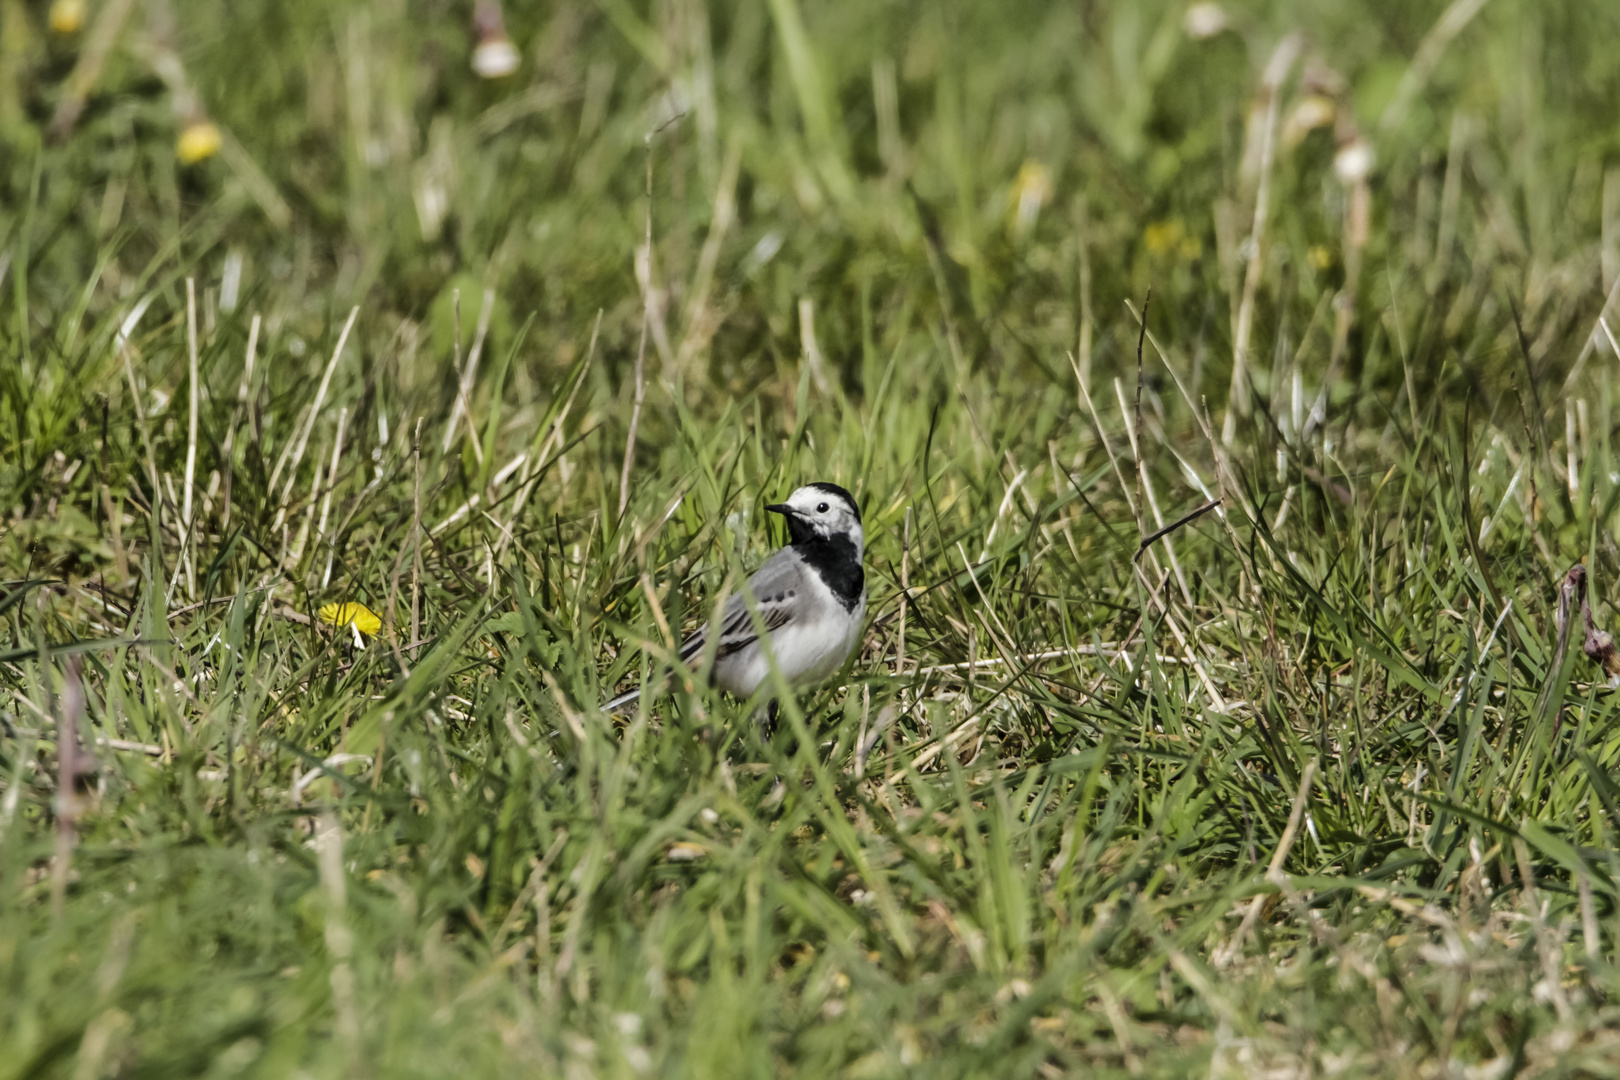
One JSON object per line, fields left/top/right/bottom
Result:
{"left": 677, "top": 550, "right": 806, "bottom": 663}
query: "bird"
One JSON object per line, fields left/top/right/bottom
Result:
{"left": 603, "top": 482, "right": 866, "bottom": 713}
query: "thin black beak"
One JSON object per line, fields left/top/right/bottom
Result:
{"left": 764, "top": 503, "right": 794, "bottom": 517}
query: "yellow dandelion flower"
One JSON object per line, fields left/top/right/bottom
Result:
{"left": 177, "top": 121, "right": 222, "bottom": 165}
{"left": 1307, "top": 244, "right": 1334, "bottom": 270}
{"left": 318, "top": 602, "right": 383, "bottom": 637}
{"left": 1143, "top": 219, "right": 1185, "bottom": 255}
{"left": 49, "top": 0, "right": 86, "bottom": 34}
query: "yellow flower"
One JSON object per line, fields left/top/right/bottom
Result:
{"left": 1143, "top": 219, "right": 1185, "bottom": 255}
{"left": 176, "top": 121, "right": 222, "bottom": 165}
{"left": 1307, "top": 244, "right": 1334, "bottom": 270}
{"left": 319, "top": 602, "right": 383, "bottom": 637}
{"left": 49, "top": 0, "right": 86, "bottom": 34}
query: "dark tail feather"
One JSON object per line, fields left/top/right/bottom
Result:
{"left": 605, "top": 628, "right": 707, "bottom": 713}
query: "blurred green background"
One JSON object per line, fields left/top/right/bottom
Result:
{"left": 7, "top": 0, "right": 1615, "bottom": 438}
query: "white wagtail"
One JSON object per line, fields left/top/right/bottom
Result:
{"left": 604, "top": 482, "right": 866, "bottom": 712}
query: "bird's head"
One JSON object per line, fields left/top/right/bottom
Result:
{"left": 767, "top": 482, "right": 863, "bottom": 555}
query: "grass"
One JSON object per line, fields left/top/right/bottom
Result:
{"left": 4, "top": 0, "right": 1620, "bottom": 1075}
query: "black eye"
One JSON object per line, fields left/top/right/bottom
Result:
{"left": 816, "top": 502, "right": 829, "bottom": 513}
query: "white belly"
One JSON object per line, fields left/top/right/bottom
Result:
{"left": 713, "top": 595, "right": 865, "bottom": 698}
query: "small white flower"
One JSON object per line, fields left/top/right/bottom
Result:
{"left": 473, "top": 39, "right": 520, "bottom": 79}
{"left": 1184, "top": 2, "right": 1228, "bottom": 39}
{"left": 1334, "top": 139, "right": 1374, "bottom": 184}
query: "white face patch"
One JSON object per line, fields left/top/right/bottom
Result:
{"left": 783, "top": 485, "right": 863, "bottom": 553}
